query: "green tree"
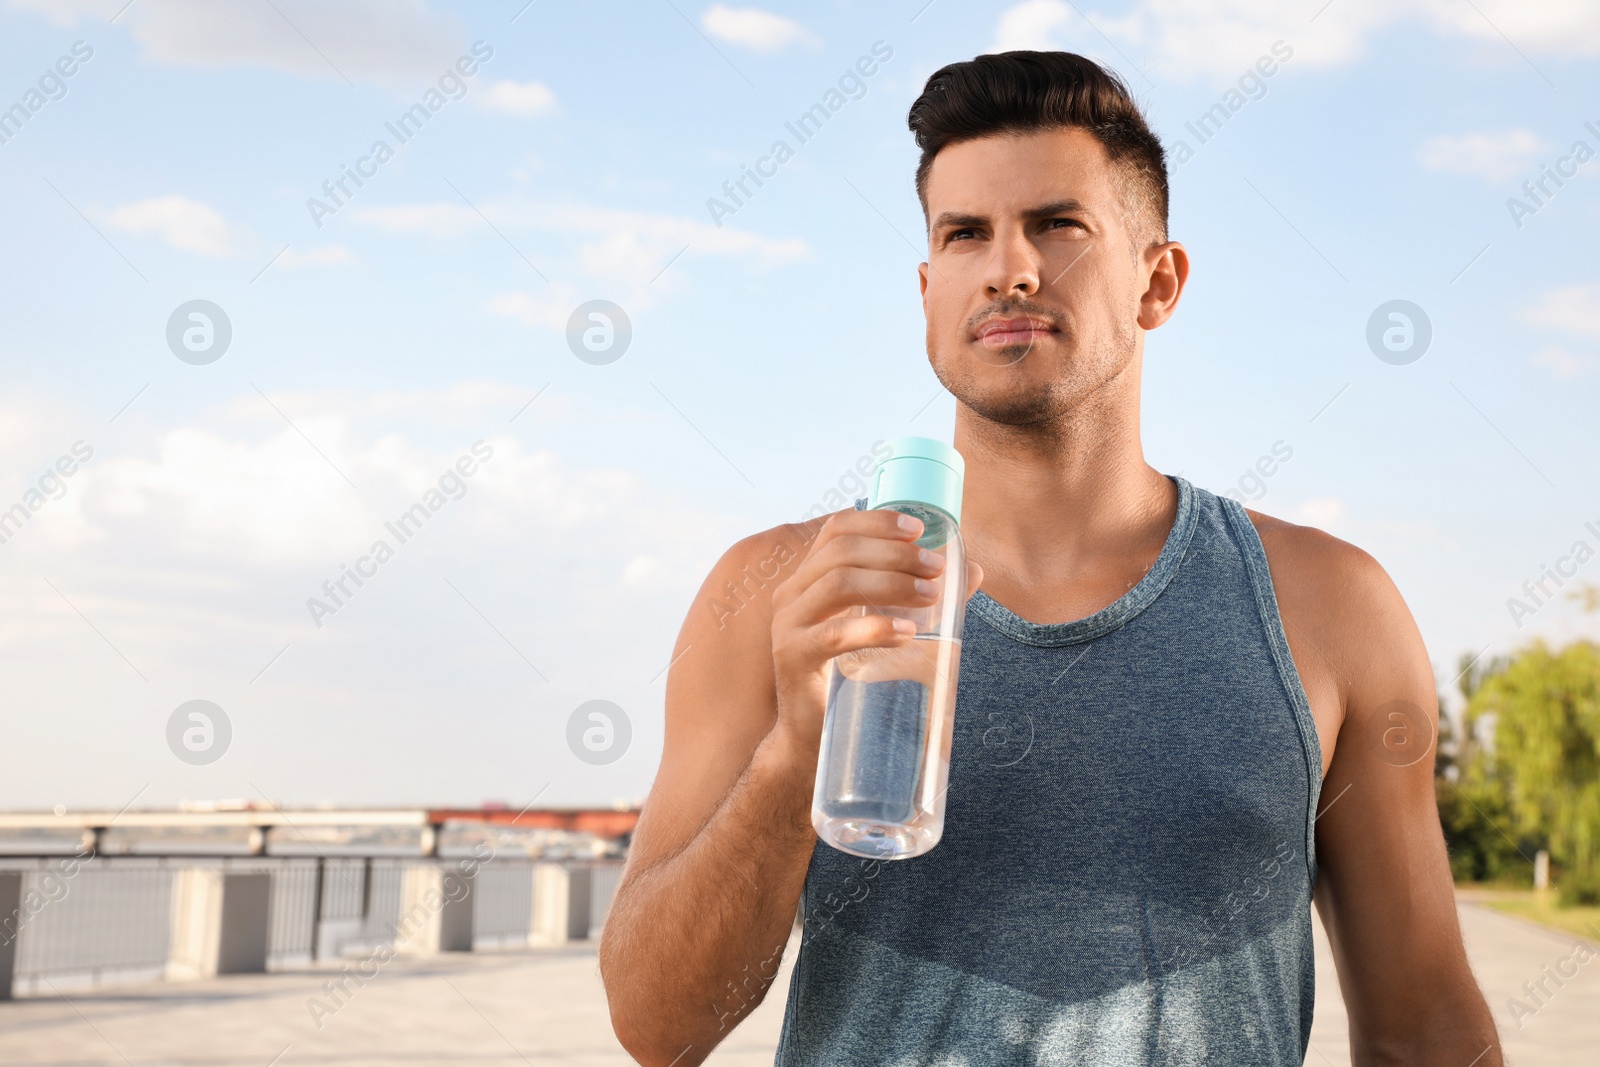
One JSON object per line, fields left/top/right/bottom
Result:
{"left": 1437, "top": 651, "right": 1525, "bottom": 884}
{"left": 1468, "top": 640, "right": 1600, "bottom": 902}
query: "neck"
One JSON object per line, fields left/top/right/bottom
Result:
{"left": 951, "top": 362, "right": 1175, "bottom": 599}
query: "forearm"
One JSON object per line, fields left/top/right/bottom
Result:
{"left": 1350, "top": 972, "right": 1501, "bottom": 1066}
{"left": 1355, "top": 1025, "right": 1501, "bottom": 1065}
{"left": 601, "top": 726, "right": 818, "bottom": 1066}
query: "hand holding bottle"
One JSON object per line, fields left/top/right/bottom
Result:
{"left": 767, "top": 438, "right": 979, "bottom": 859}
{"left": 768, "top": 506, "right": 950, "bottom": 762}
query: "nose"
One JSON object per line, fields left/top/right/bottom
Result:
{"left": 982, "top": 226, "right": 1040, "bottom": 299}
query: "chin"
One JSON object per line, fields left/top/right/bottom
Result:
{"left": 938, "top": 370, "right": 1066, "bottom": 427}
{"left": 961, "top": 393, "right": 1066, "bottom": 428}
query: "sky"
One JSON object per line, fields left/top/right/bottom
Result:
{"left": 0, "top": 0, "right": 1597, "bottom": 812}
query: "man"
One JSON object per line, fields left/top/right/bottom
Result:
{"left": 599, "top": 51, "right": 1499, "bottom": 1066}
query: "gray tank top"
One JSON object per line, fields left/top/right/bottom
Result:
{"left": 775, "top": 475, "right": 1323, "bottom": 1066}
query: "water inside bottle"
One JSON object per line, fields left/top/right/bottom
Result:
{"left": 814, "top": 635, "right": 961, "bottom": 859}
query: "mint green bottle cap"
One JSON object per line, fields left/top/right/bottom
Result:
{"left": 869, "top": 436, "right": 964, "bottom": 520}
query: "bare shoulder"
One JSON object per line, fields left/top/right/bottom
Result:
{"left": 627, "top": 517, "right": 826, "bottom": 869}
{"left": 1241, "top": 506, "right": 1431, "bottom": 764}
{"left": 667, "top": 515, "right": 827, "bottom": 719}
{"left": 1243, "top": 506, "right": 1396, "bottom": 616}
{"left": 678, "top": 518, "right": 826, "bottom": 653}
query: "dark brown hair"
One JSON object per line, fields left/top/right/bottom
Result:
{"left": 907, "top": 51, "right": 1168, "bottom": 247}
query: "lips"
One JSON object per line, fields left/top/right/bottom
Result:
{"left": 974, "top": 316, "right": 1056, "bottom": 348}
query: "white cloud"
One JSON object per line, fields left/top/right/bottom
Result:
{"left": 487, "top": 284, "right": 584, "bottom": 333}
{"left": 0, "top": 385, "right": 727, "bottom": 575}
{"left": 7, "top": 0, "right": 467, "bottom": 86}
{"left": 278, "top": 244, "right": 356, "bottom": 268}
{"left": 1523, "top": 283, "right": 1600, "bottom": 340}
{"left": 95, "top": 423, "right": 361, "bottom": 561}
{"left": 1532, "top": 346, "right": 1586, "bottom": 378}
{"left": 475, "top": 80, "right": 558, "bottom": 117}
{"left": 350, "top": 202, "right": 474, "bottom": 238}
{"left": 1418, "top": 0, "right": 1600, "bottom": 59}
{"left": 1083, "top": 0, "right": 1376, "bottom": 84}
{"left": 352, "top": 196, "right": 810, "bottom": 280}
{"left": 992, "top": 0, "right": 1086, "bottom": 53}
{"left": 0, "top": 387, "right": 741, "bottom": 807}
{"left": 577, "top": 230, "right": 674, "bottom": 287}
{"left": 106, "top": 195, "right": 240, "bottom": 258}
{"left": 621, "top": 555, "right": 657, "bottom": 586}
{"left": 993, "top": 0, "right": 1600, "bottom": 86}
{"left": 701, "top": 4, "right": 819, "bottom": 52}
{"left": 1416, "top": 129, "right": 1549, "bottom": 183}
{"left": 987, "top": 2, "right": 1129, "bottom": 79}
{"left": 0, "top": 402, "right": 56, "bottom": 456}
{"left": 216, "top": 380, "right": 532, "bottom": 424}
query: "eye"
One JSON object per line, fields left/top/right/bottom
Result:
{"left": 947, "top": 227, "right": 978, "bottom": 242}
{"left": 1044, "top": 218, "right": 1086, "bottom": 233}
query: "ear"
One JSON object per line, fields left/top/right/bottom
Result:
{"left": 918, "top": 260, "right": 930, "bottom": 300}
{"left": 1137, "top": 241, "right": 1188, "bottom": 331}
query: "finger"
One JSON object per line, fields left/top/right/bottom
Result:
{"left": 788, "top": 566, "right": 941, "bottom": 626}
{"left": 797, "top": 613, "right": 915, "bottom": 664}
{"left": 806, "top": 508, "right": 924, "bottom": 559}
{"left": 780, "top": 525, "right": 940, "bottom": 609}
{"left": 804, "top": 533, "right": 944, "bottom": 584}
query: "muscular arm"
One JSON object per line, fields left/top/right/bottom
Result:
{"left": 599, "top": 511, "right": 964, "bottom": 1065}
{"left": 1254, "top": 514, "right": 1501, "bottom": 1065}
{"left": 599, "top": 526, "right": 816, "bottom": 1067}
{"left": 603, "top": 722, "right": 816, "bottom": 1064}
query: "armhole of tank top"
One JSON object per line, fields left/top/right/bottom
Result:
{"left": 774, "top": 889, "right": 808, "bottom": 1063}
{"left": 1217, "top": 494, "right": 1323, "bottom": 887}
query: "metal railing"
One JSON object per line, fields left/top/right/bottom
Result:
{"left": 3, "top": 857, "right": 172, "bottom": 994}
{"left": 474, "top": 860, "right": 538, "bottom": 948}
{"left": 0, "top": 854, "right": 625, "bottom": 998}
{"left": 591, "top": 861, "right": 624, "bottom": 929}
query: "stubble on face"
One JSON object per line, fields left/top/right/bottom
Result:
{"left": 929, "top": 296, "right": 1137, "bottom": 432}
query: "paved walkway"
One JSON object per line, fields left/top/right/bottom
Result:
{"left": 0, "top": 901, "right": 1592, "bottom": 1065}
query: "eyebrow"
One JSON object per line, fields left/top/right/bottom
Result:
{"left": 930, "top": 199, "right": 1091, "bottom": 233}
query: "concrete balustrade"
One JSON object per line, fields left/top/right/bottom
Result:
{"left": 165, "top": 870, "right": 271, "bottom": 981}
{"left": 0, "top": 854, "right": 621, "bottom": 996}
{"left": 530, "top": 863, "right": 591, "bottom": 945}
{"left": 392, "top": 863, "right": 475, "bottom": 956}
{"left": 0, "top": 872, "right": 20, "bottom": 1000}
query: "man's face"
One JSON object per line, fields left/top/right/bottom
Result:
{"left": 918, "top": 127, "right": 1154, "bottom": 428}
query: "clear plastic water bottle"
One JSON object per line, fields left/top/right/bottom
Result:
{"left": 812, "top": 436, "right": 967, "bottom": 860}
